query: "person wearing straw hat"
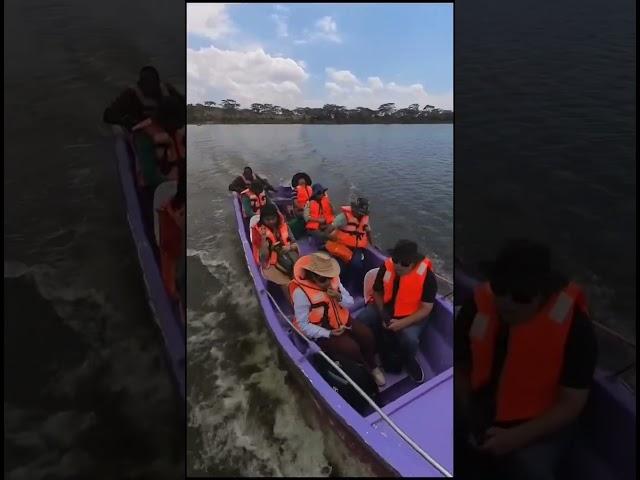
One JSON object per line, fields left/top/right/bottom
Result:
{"left": 355, "top": 239, "right": 438, "bottom": 384}
{"left": 454, "top": 239, "right": 597, "bottom": 480}
{"left": 290, "top": 252, "right": 386, "bottom": 386}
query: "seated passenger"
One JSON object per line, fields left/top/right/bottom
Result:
{"left": 293, "top": 173, "right": 313, "bottom": 213}
{"left": 326, "top": 197, "right": 372, "bottom": 292}
{"left": 131, "top": 96, "right": 185, "bottom": 189}
{"left": 241, "top": 180, "right": 268, "bottom": 218}
{"left": 251, "top": 204, "right": 299, "bottom": 301}
{"left": 103, "top": 65, "right": 184, "bottom": 129}
{"left": 157, "top": 161, "right": 185, "bottom": 300}
{"left": 290, "top": 253, "right": 386, "bottom": 386}
{"left": 454, "top": 239, "right": 597, "bottom": 480}
{"left": 355, "top": 240, "right": 437, "bottom": 384}
{"left": 303, "top": 184, "right": 336, "bottom": 241}
{"left": 228, "top": 166, "right": 274, "bottom": 194}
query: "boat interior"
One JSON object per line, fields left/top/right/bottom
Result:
{"left": 240, "top": 186, "right": 454, "bottom": 416}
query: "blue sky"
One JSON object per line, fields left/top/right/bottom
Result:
{"left": 187, "top": 3, "right": 452, "bottom": 110}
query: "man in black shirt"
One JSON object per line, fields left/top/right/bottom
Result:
{"left": 355, "top": 240, "right": 438, "bottom": 383}
{"left": 454, "top": 239, "right": 597, "bottom": 480}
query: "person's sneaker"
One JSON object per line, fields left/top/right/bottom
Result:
{"left": 371, "top": 367, "right": 386, "bottom": 387}
{"left": 405, "top": 357, "right": 425, "bottom": 384}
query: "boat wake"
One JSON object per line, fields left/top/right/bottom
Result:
{"left": 186, "top": 249, "right": 374, "bottom": 477}
{"left": 4, "top": 260, "right": 183, "bottom": 479}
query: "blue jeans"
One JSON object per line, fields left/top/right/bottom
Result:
{"left": 356, "top": 303, "right": 427, "bottom": 360}
{"left": 337, "top": 248, "right": 365, "bottom": 295}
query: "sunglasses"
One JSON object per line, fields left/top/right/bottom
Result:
{"left": 392, "top": 257, "right": 413, "bottom": 268}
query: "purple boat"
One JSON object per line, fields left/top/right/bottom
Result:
{"left": 232, "top": 186, "right": 454, "bottom": 477}
{"left": 454, "top": 267, "right": 636, "bottom": 480}
{"left": 113, "top": 129, "right": 185, "bottom": 401}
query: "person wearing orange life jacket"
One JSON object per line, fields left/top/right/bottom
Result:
{"left": 326, "top": 197, "right": 372, "bottom": 292}
{"left": 454, "top": 239, "right": 597, "bottom": 480}
{"left": 293, "top": 172, "right": 313, "bottom": 213}
{"left": 289, "top": 253, "right": 386, "bottom": 386}
{"left": 157, "top": 161, "right": 185, "bottom": 301}
{"left": 132, "top": 96, "right": 185, "bottom": 188}
{"left": 355, "top": 240, "right": 438, "bottom": 384}
{"left": 251, "top": 204, "right": 299, "bottom": 300}
{"left": 240, "top": 180, "right": 268, "bottom": 218}
{"left": 303, "top": 183, "right": 336, "bottom": 241}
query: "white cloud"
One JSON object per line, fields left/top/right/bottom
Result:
{"left": 187, "top": 4, "right": 234, "bottom": 40}
{"left": 294, "top": 15, "right": 342, "bottom": 44}
{"left": 187, "top": 46, "right": 309, "bottom": 108}
{"left": 322, "top": 68, "right": 452, "bottom": 109}
{"left": 315, "top": 16, "right": 340, "bottom": 42}
{"left": 326, "top": 68, "right": 359, "bottom": 87}
{"left": 271, "top": 13, "right": 289, "bottom": 37}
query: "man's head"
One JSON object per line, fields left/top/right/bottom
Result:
{"left": 488, "top": 238, "right": 552, "bottom": 325}
{"left": 259, "top": 203, "right": 279, "bottom": 228}
{"left": 390, "top": 239, "right": 422, "bottom": 276}
{"left": 351, "top": 197, "right": 370, "bottom": 218}
{"left": 154, "top": 96, "right": 185, "bottom": 133}
{"left": 243, "top": 166, "right": 253, "bottom": 178}
{"left": 138, "top": 66, "right": 161, "bottom": 96}
{"left": 311, "top": 183, "right": 327, "bottom": 200}
{"left": 297, "top": 177, "right": 307, "bottom": 187}
{"left": 249, "top": 180, "right": 264, "bottom": 195}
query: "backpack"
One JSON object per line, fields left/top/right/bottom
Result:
{"left": 311, "top": 353, "right": 379, "bottom": 415}
{"left": 378, "top": 330, "right": 405, "bottom": 374}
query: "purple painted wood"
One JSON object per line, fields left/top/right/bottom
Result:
{"left": 114, "top": 133, "right": 185, "bottom": 401}
{"left": 233, "top": 186, "right": 454, "bottom": 477}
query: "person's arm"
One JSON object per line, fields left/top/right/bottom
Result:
{"left": 166, "top": 83, "right": 186, "bottom": 104}
{"left": 372, "top": 266, "right": 387, "bottom": 317}
{"left": 293, "top": 289, "right": 331, "bottom": 339}
{"left": 336, "top": 282, "right": 354, "bottom": 308}
{"left": 103, "top": 89, "right": 142, "bottom": 128}
{"left": 454, "top": 300, "right": 477, "bottom": 425}
{"left": 241, "top": 196, "right": 254, "bottom": 217}
{"left": 229, "top": 176, "right": 245, "bottom": 193}
{"left": 331, "top": 213, "right": 348, "bottom": 229}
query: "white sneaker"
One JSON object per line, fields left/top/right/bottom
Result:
{"left": 371, "top": 367, "right": 386, "bottom": 387}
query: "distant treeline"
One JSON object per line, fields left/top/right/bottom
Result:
{"left": 187, "top": 99, "right": 453, "bottom": 124}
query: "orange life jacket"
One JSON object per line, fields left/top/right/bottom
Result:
{"left": 158, "top": 199, "right": 184, "bottom": 299}
{"left": 131, "top": 83, "right": 170, "bottom": 118}
{"left": 470, "top": 281, "right": 588, "bottom": 422}
{"left": 133, "top": 119, "right": 184, "bottom": 181}
{"left": 241, "top": 188, "right": 267, "bottom": 215}
{"left": 295, "top": 185, "right": 313, "bottom": 208}
{"left": 251, "top": 212, "right": 291, "bottom": 266}
{"left": 334, "top": 206, "right": 369, "bottom": 249}
{"left": 382, "top": 257, "right": 432, "bottom": 318}
{"left": 306, "top": 195, "right": 335, "bottom": 230}
{"left": 289, "top": 256, "right": 350, "bottom": 331}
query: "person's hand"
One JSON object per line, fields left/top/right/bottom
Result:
{"left": 281, "top": 244, "right": 291, "bottom": 253}
{"left": 331, "top": 326, "right": 346, "bottom": 336}
{"left": 326, "top": 288, "right": 342, "bottom": 301}
{"left": 291, "top": 243, "right": 299, "bottom": 252}
{"left": 478, "top": 426, "right": 528, "bottom": 456}
{"left": 384, "top": 318, "right": 406, "bottom": 332}
{"left": 319, "top": 218, "right": 327, "bottom": 225}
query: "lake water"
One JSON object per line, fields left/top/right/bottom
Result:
{"left": 4, "top": 0, "right": 184, "bottom": 477}
{"left": 186, "top": 124, "right": 453, "bottom": 476}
